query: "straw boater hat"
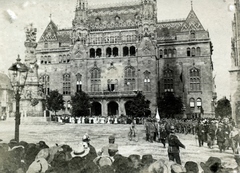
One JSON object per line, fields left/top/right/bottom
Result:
{"left": 71, "top": 143, "right": 90, "bottom": 158}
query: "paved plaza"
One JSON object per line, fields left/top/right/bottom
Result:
{"left": 0, "top": 121, "right": 237, "bottom": 170}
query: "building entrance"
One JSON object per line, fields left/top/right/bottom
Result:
{"left": 125, "top": 100, "right": 133, "bottom": 117}
{"left": 107, "top": 101, "right": 118, "bottom": 116}
{"left": 91, "top": 102, "right": 102, "bottom": 116}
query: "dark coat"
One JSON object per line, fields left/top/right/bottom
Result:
{"left": 167, "top": 133, "right": 185, "bottom": 153}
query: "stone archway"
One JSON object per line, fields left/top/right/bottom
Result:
{"left": 107, "top": 101, "right": 119, "bottom": 116}
{"left": 91, "top": 102, "right": 102, "bottom": 116}
{"left": 125, "top": 100, "right": 133, "bottom": 117}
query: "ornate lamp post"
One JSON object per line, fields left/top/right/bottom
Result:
{"left": 8, "top": 55, "right": 28, "bottom": 142}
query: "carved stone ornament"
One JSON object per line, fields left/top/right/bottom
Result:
{"left": 25, "top": 23, "right": 37, "bottom": 43}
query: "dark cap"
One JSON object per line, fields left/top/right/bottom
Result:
{"left": 109, "top": 135, "right": 115, "bottom": 140}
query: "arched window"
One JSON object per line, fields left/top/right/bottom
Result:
{"left": 124, "top": 66, "right": 136, "bottom": 91}
{"left": 196, "top": 98, "right": 202, "bottom": 108}
{"left": 196, "top": 47, "right": 201, "bottom": 56}
{"left": 59, "top": 55, "right": 62, "bottom": 63}
{"left": 130, "top": 46, "right": 136, "bottom": 56}
{"left": 123, "top": 46, "right": 129, "bottom": 56}
{"left": 106, "top": 47, "right": 111, "bottom": 57}
{"left": 192, "top": 47, "right": 195, "bottom": 57}
{"left": 113, "top": 47, "right": 118, "bottom": 57}
{"left": 189, "top": 98, "right": 195, "bottom": 108}
{"left": 190, "top": 30, "right": 195, "bottom": 40}
{"left": 144, "top": 71, "right": 151, "bottom": 91}
{"left": 187, "top": 48, "right": 191, "bottom": 57}
{"left": 63, "top": 74, "right": 71, "bottom": 95}
{"left": 189, "top": 67, "right": 201, "bottom": 91}
{"left": 159, "top": 49, "right": 163, "bottom": 58}
{"left": 163, "top": 68, "right": 174, "bottom": 92}
{"left": 76, "top": 73, "right": 82, "bottom": 92}
{"left": 173, "top": 49, "right": 177, "bottom": 57}
{"left": 164, "top": 49, "right": 168, "bottom": 58}
{"left": 168, "top": 49, "right": 173, "bottom": 58}
{"left": 90, "top": 48, "right": 95, "bottom": 58}
{"left": 63, "top": 55, "right": 66, "bottom": 63}
{"left": 96, "top": 48, "right": 102, "bottom": 57}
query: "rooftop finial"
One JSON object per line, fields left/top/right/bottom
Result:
{"left": 49, "top": 13, "right": 52, "bottom": 21}
{"left": 191, "top": 0, "right": 193, "bottom": 10}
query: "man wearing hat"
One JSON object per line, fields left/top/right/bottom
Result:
{"left": 167, "top": 126, "right": 185, "bottom": 165}
{"left": 82, "top": 133, "right": 97, "bottom": 161}
{"left": 216, "top": 125, "right": 225, "bottom": 153}
{"left": 98, "top": 135, "right": 118, "bottom": 157}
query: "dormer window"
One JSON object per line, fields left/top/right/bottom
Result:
{"left": 115, "top": 15, "right": 120, "bottom": 21}
{"left": 95, "top": 17, "right": 101, "bottom": 22}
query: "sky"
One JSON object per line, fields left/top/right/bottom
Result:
{"left": 0, "top": 0, "right": 235, "bottom": 100}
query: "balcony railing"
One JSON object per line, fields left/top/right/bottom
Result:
{"left": 88, "top": 91, "right": 136, "bottom": 98}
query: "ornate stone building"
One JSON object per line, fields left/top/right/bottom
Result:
{"left": 0, "top": 73, "right": 14, "bottom": 119}
{"left": 230, "top": 0, "right": 240, "bottom": 124}
{"left": 35, "top": 0, "right": 215, "bottom": 118}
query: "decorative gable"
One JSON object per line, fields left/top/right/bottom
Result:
{"left": 39, "top": 21, "right": 58, "bottom": 42}
{"left": 181, "top": 10, "right": 204, "bottom": 32}
{"left": 137, "top": 37, "right": 156, "bottom": 56}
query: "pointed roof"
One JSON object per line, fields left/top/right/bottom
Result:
{"left": 39, "top": 20, "right": 58, "bottom": 42}
{"left": 181, "top": 9, "right": 204, "bottom": 32}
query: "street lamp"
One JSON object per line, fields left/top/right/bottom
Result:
{"left": 8, "top": 55, "right": 28, "bottom": 142}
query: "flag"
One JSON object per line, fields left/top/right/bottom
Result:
{"left": 180, "top": 71, "right": 183, "bottom": 82}
{"left": 180, "top": 69, "right": 184, "bottom": 93}
{"left": 156, "top": 108, "right": 160, "bottom": 122}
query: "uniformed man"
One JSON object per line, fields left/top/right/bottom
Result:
{"left": 167, "top": 126, "right": 185, "bottom": 165}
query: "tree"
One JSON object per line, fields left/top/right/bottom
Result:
{"left": 215, "top": 97, "right": 232, "bottom": 118}
{"left": 128, "top": 92, "right": 151, "bottom": 117}
{"left": 71, "top": 91, "right": 91, "bottom": 117}
{"left": 158, "top": 92, "right": 183, "bottom": 118}
{"left": 46, "top": 90, "right": 65, "bottom": 115}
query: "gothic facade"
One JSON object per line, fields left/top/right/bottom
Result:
{"left": 35, "top": 0, "right": 215, "bottom": 118}
{"left": 230, "top": 0, "right": 240, "bottom": 124}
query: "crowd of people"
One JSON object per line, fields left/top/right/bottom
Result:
{"left": 0, "top": 131, "right": 240, "bottom": 173}
{"left": 1, "top": 116, "right": 240, "bottom": 172}
{"left": 144, "top": 117, "right": 239, "bottom": 154}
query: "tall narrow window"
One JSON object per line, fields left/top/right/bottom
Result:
{"left": 123, "top": 46, "right": 129, "bottom": 56}
{"left": 76, "top": 73, "right": 82, "bottom": 92}
{"left": 159, "top": 49, "right": 163, "bottom": 58}
{"left": 130, "top": 46, "right": 136, "bottom": 56}
{"left": 96, "top": 48, "right": 102, "bottom": 57}
{"left": 189, "top": 67, "right": 201, "bottom": 91}
{"left": 196, "top": 47, "right": 201, "bottom": 56}
{"left": 90, "top": 68, "right": 101, "bottom": 91}
{"left": 173, "top": 49, "right": 177, "bottom": 57}
{"left": 113, "top": 47, "right": 118, "bottom": 57}
{"left": 187, "top": 48, "right": 191, "bottom": 57}
{"left": 190, "top": 30, "right": 195, "bottom": 40}
{"left": 163, "top": 68, "right": 174, "bottom": 92}
{"left": 164, "top": 49, "right": 168, "bottom": 58}
{"left": 44, "top": 42, "right": 48, "bottom": 48}
{"left": 63, "top": 74, "right": 71, "bottom": 95}
{"left": 106, "top": 47, "right": 111, "bottom": 57}
{"left": 124, "top": 66, "right": 136, "bottom": 91}
{"left": 144, "top": 71, "right": 151, "bottom": 92}
{"left": 192, "top": 47, "right": 195, "bottom": 57}
{"left": 168, "top": 49, "right": 172, "bottom": 58}
{"left": 90, "top": 48, "right": 95, "bottom": 58}
{"left": 189, "top": 98, "right": 195, "bottom": 108}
